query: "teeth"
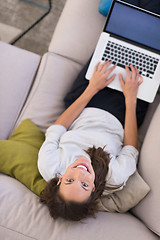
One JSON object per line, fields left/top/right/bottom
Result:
{"left": 77, "top": 165, "right": 88, "bottom": 171}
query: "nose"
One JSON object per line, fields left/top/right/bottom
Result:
{"left": 74, "top": 167, "right": 88, "bottom": 178}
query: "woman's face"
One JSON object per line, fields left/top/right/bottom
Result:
{"left": 57, "top": 157, "right": 95, "bottom": 203}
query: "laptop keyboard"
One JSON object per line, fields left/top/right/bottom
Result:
{"left": 102, "top": 40, "right": 159, "bottom": 79}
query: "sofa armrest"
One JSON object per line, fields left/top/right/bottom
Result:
{"left": 0, "top": 41, "right": 40, "bottom": 139}
{"left": 132, "top": 103, "right": 160, "bottom": 236}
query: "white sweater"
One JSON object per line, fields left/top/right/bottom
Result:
{"left": 38, "top": 108, "right": 138, "bottom": 193}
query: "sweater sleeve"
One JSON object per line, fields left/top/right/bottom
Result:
{"left": 106, "top": 145, "right": 139, "bottom": 189}
{"left": 38, "top": 124, "right": 67, "bottom": 182}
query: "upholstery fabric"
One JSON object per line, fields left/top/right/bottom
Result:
{"left": 98, "top": 171, "right": 150, "bottom": 213}
{"left": 14, "top": 53, "right": 82, "bottom": 133}
{"left": 132, "top": 104, "right": 160, "bottom": 236}
{"left": 0, "top": 41, "right": 40, "bottom": 140}
{"left": 49, "top": 0, "right": 105, "bottom": 65}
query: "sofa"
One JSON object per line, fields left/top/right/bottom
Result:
{"left": 0, "top": 0, "right": 160, "bottom": 239}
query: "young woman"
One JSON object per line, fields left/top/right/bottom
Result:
{"left": 38, "top": 60, "right": 148, "bottom": 221}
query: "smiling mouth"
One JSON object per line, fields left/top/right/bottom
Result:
{"left": 75, "top": 163, "right": 90, "bottom": 173}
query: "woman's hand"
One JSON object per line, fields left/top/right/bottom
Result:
{"left": 119, "top": 65, "right": 143, "bottom": 106}
{"left": 88, "top": 61, "right": 116, "bottom": 94}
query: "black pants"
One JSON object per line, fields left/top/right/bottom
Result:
{"left": 64, "top": 0, "right": 160, "bottom": 128}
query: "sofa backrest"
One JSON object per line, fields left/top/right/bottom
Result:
{"left": 49, "top": 0, "right": 105, "bottom": 65}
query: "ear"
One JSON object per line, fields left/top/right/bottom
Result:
{"left": 92, "top": 184, "right": 95, "bottom": 192}
{"left": 57, "top": 177, "right": 63, "bottom": 186}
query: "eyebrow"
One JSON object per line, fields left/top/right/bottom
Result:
{"left": 64, "top": 182, "right": 89, "bottom": 191}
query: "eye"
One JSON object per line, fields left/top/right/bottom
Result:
{"left": 66, "top": 179, "right": 73, "bottom": 183}
{"left": 81, "top": 182, "right": 88, "bottom": 188}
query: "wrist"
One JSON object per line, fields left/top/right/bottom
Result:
{"left": 85, "top": 85, "right": 98, "bottom": 97}
{"left": 125, "top": 98, "right": 137, "bottom": 109}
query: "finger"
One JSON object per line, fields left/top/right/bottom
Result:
{"left": 94, "top": 62, "right": 100, "bottom": 73}
{"left": 135, "top": 66, "right": 140, "bottom": 80}
{"left": 98, "top": 61, "right": 109, "bottom": 72}
{"left": 97, "top": 62, "right": 105, "bottom": 71}
{"left": 105, "top": 64, "right": 116, "bottom": 76}
{"left": 130, "top": 65, "right": 136, "bottom": 80}
{"left": 106, "top": 74, "right": 116, "bottom": 85}
{"left": 101, "top": 61, "right": 112, "bottom": 72}
{"left": 125, "top": 66, "right": 130, "bottom": 80}
{"left": 119, "top": 73, "right": 124, "bottom": 88}
{"left": 138, "top": 75, "right": 143, "bottom": 86}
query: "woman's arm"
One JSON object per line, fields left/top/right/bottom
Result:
{"left": 119, "top": 65, "right": 143, "bottom": 149}
{"left": 54, "top": 61, "right": 116, "bottom": 130}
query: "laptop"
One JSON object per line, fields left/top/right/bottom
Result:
{"left": 85, "top": 0, "right": 160, "bottom": 103}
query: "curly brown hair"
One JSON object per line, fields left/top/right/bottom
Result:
{"left": 40, "top": 146, "right": 112, "bottom": 221}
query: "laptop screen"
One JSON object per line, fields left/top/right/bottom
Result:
{"left": 105, "top": 1, "right": 160, "bottom": 52}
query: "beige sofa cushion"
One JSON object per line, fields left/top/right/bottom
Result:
{"left": 132, "top": 104, "right": 160, "bottom": 236}
{"left": 0, "top": 41, "right": 40, "bottom": 140}
{"left": 14, "top": 53, "right": 82, "bottom": 133}
{"left": 49, "top": 0, "right": 105, "bottom": 65}
{"left": 0, "top": 174, "right": 158, "bottom": 240}
{"left": 98, "top": 171, "right": 150, "bottom": 213}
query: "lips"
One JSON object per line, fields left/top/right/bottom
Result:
{"left": 75, "top": 163, "right": 90, "bottom": 173}
{"left": 77, "top": 165, "right": 88, "bottom": 171}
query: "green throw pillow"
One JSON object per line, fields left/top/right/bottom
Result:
{"left": 0, "top": 119, "right": 47, "bottom": 196}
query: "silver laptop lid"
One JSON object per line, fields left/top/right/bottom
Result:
{"left": 104, "top": 0, "right": 160, "bottom": 54}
